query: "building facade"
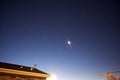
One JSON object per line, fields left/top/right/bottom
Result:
{"left": 0, "top": 62, "right": 50, "bottom": 80}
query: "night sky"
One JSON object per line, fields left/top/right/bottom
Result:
{"left": 0, "top": 0, "right": 120, "bottom": 80}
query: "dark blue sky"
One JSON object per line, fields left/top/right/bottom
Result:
{"left": 0, "top": 0, "right": 120, "bottom": 80}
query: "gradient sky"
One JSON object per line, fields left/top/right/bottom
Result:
{"left": 0, "top": 0, "right": 120, "bottom": 80}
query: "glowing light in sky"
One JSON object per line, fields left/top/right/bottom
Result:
{"left": 67, "top": 40, "right": 72, "bottom": 48}
{"left": 47, "top": 74, "right": 57, "bottom": 80}
{"left": 67, "top": 40, "right": 71, "bottom": 45}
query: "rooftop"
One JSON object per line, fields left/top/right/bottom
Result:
{"left": 0, "top": 62, "right": 50, "bottom": 78}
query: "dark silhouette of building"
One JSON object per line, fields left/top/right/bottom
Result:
{"left": 0, "top": 62, "right": 50, "bottom": 80}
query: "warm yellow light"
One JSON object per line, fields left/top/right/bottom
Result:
{"left": 47, "top": 74, "right": 56, "bottom": 80}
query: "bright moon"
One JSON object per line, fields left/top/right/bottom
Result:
{"left": 67, "top": 40, "right": 71, "bottom": 45}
